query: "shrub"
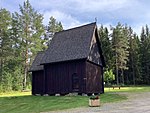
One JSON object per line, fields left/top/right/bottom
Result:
{"left": 104, "top": 69, "right": 115, "bottom": 85}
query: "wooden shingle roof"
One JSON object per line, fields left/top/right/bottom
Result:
{"left": 29, "top": 51, "right": 44, "bottom": 71}
{"left": 41, "top": 22, "right": 97, "bottom": 64}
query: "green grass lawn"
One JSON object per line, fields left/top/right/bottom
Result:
{"left": 105, "top": 86, "right": 150, "bottom": 93}
{"left": 1, "top": 86, "right": 149, "bottom": 113}
{"left": 0, "top": 91, "right": 126, "bottom": 113}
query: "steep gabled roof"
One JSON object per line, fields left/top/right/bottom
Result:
{"left": 29, "top": 51, "right": 44, "bottom": 72}
{"left": 41, "top": 22, "right": 97, "bottom": 64}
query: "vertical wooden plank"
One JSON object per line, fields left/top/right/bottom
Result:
{"left": 86, "top": 61, "right": 102, "bottom": 93}
{"left": 44, "top": 59, "right": 86, "bottom": 94}
{"left": 32, "top": 73, "right": 35, "bottom": 95}
{"left": 32, "top": 70, "right": 44, "bottom": 95}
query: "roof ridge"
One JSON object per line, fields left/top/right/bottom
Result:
{"left": 55, "top": 22, "right": 96, "bottom": 34}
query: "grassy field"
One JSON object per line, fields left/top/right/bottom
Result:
{"left": 0, "top": 92, "right": 126, "bottom": 113}
{"left": 1, "top": 86, "right": 149, "bottom": 113}
{"left": 105, "top": 86, "right": 150, "bottom": 93}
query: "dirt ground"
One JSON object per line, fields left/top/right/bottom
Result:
{"left": 44, "top": 92, "right": 150, "bottom": 113}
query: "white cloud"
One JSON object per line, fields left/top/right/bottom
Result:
{"left": 2, "top": 0, "right": 150, "bottom": 36}
{"left": 30, "top": 0, "right": 135, "bottom": 15}
{"left": 72, "top": 0, "right": 129, "bottom": 12}
{"left": 41, "top": 10, "right": 83, "bottom": 29}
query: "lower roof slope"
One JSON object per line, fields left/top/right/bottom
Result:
{"left": 29, "top": 51, "right": 44, "bottom": 71}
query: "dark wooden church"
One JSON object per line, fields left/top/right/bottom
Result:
{"left": 29, "top": 22, "right": 105, "bottom": 95}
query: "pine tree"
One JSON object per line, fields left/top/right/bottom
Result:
{"left": 127, "top": 27, "right": 141, "bottom": 85}
{"left": 8, "top": 12, "right": 25, "bottom": 90}
{"left": 0, "top": 8, "right": 12, "bottom": 91}
{"left": 140, "top": 25, "right": 150, "bottom": 84}
{"left": 45, "top": 16, "right": 63, "bottom": 45}
{"left": 111, "top": 23, "right": 129, "bottom": 85}
{"left": 133, "top": 34, "right": 141, "bottom": 84}
{"left": 99, "top": 25, "right": 113, "bottom": 69}
{"left": 120, "top": 25, "right": 129, "bottom": 84}
{"left": 13, "top": 0, "right": 45, "bottom": 89}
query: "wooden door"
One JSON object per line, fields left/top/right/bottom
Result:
{"left": 72, "top": 73, "right": 79, "bottom": 92}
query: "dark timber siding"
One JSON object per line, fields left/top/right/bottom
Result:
{"left": 44, "top": 60, "right": 86, "bottom": 94}
{"left": 32, "top": 70, "right": 44, "bottom": 95}
{"left": 86, "top": 61, "right": 102, "bottom": 93}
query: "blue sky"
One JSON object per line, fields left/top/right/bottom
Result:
{"left": 1, "top": 0, "right": 150, "bottom": 35}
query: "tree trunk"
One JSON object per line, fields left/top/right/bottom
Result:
{"left": 23, "top": 23, "right": 29, "bottom": 90}
{"left": 116, "top": 53, "right": 119, "bottom": 85}
{"left": 0, "top": 58, "right": 3, "bottom": 81}
{"left": 131, "top": 54, "right": 135, "bottom": 85}
{"left": 121, "top": 68, "right": 124, "bottom": 84}
{"left": 133, "top": 66, "right": 135, "bottom": 85}
{"left": 126, "top": 73, "right": 129, "bottom": 84}
{"left": 0, "top": 48, "right": 4, "bottom": 82}
{"left": 23, "top": 49, "right": 28, "bottom": 90}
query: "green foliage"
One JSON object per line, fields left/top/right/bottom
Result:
{"left": 99, "top": 26, "right": 113, "bottom": 69}
{"left": 0, "top": 8, "right": 12, "bottom": 73}
{"left": 89, "top": 95, "right": 99, "bottom": 100}
{"left": 45, "top": 16, "right": 63, "bottom": 45}
{"left": 0, "top": 1, "right": 65, "bottom": 92}
{"left": 12, "top": 0, "right": 45, "bottom": 90}
{"left": 0, "top": 8, "right": 12, "bottom": 92}
{"left": 99, "top": 23, "right": 150, "bottom": 85}
{"left": 48, "top": 16, "right": 63, "bottom": 34}
{"left": 127, "top": 32, "right": 141, "bottom": 85}
{"left": 0, "top": 71, "right": 13, "bottom": 92}
{"left": 139, "top": 25, "right": 150, "bottom": 84}
{"left": 104, "top": 69, "right": 115, "bottom": 84}
{"left": 12, "top": 67, "right": 23, "bottom": 91}
{"left": 111, "top": 23, "right": 129, "bottom": 85}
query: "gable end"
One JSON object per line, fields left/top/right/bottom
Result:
{"left": 87, "top": 27, "right": 105, "bottom": 66}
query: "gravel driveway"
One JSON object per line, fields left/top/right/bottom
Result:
{"left": 43, "top": 92, "right": 150, "bottom": 113}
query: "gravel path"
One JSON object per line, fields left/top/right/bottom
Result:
{"left": 43, "top": 92, "right": 150, "bottom": 113}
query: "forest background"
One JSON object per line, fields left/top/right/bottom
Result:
{"left": 1, "top": 0, "right": 150, "bottom": 92}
